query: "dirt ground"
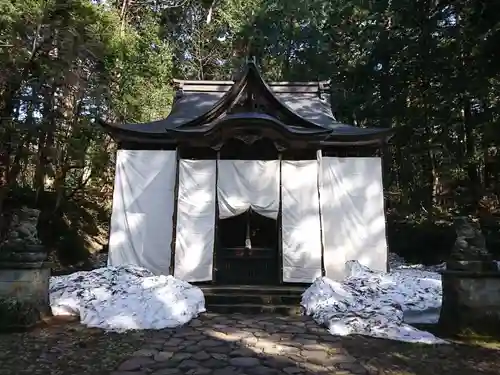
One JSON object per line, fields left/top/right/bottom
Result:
{"left": 0, "top": 317, "right": 154, "bottom": 375}
{"left": 1, "top": 317, "right": 499, "bottom": 375}
{"left": 342, "top": 332, "right": 500, "bottom": 375}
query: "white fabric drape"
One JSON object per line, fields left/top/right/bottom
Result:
{"left": 108, "top": 150, "right": 177, "bottom": 275}
{"left": 281, "top": 160, "right": 323, "bottom": 283}
{"left": 320, "top": 157, "right": 388, "bottom": 280}
{"left": 217, "top": 160, "right": 280, "bottom": 219}
{"left": 174, "top": 159, "right": 217, "bottom": 282}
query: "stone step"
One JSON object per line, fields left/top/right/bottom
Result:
{"left": 200, "top": 285, "right": 306, "bottom": 316}
{"left": 200, "top": 284, "right": 306, "bottom": 296}
{"left": 204, "top": 293, "right": 301, "bottom": 306}
{"left": 206, "top": 303, "right": 303, "bottom": 316}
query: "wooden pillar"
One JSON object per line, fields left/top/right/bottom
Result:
{"left": 316, "top": 149, "right": 326, "bottom": 277}
{"left": 169, "top": 149, "right": 181, "bottom": 276}
{"left": 380, "top": 142, "right": 391, "bottom": 272}
{"left": 212, "top": 151, "right": 220, "bottom": 284}
{"left": 278, "top": 153, "right": 283, "bottom": 284}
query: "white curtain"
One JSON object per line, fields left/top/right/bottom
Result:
{"left": 281, "top": 160, "right": 323, "bottom": 283}
{"left": 320, "top": 157, "right": 388, "bottom": 280}
{"left": 217, "top": 160, "right": 280, "bottom": 219}
{"left": 174, "top": 159, "right": 217, "bottom": 282}
{"left": 108, "top": 150, "right": 177, "bottom": 275}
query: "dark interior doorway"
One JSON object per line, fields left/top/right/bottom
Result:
{"left": 214, "top": 137, "right": 281, "bottom": 285}
{"left": 216, "top": 209, "right": 279, "bottom": 285}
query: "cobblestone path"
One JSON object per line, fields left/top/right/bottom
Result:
{"left": 112, "top": 313, "right": 368, "bottom": 375}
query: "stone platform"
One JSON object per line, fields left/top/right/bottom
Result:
{"left": 112, "top": 313, "right": 367, "bottom": 375}
{"left": 200, "top": 285, "right": 305, "bottom": 315}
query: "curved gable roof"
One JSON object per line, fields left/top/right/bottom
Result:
{"left": 100, "top": 61, "right": 393, "bottom": 145}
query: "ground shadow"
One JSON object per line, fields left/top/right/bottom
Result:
{"left": 139, "top": 312, "right": 368, "bottom": 375}
{"left": 340, "top": 330, "right": 500, "bottom": 375}
{"left": 4, "top": 277, "right": 500, "bottom": 375}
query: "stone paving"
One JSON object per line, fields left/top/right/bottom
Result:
{"left": 112, "top": 313, "right": 368, "bottom": 375}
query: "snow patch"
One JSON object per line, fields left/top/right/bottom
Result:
{"left": 49, "top": 265, "right": 205, "bottom": 331}
{"left": 302, "top": 259, "right": 446, "bottom": 344}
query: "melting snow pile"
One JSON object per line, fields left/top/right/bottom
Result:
{"left": 302, "top": 258, "right": 446, "bottom": 344}
{"left": 49, "top": 265, "right": 205, "bottom": 331}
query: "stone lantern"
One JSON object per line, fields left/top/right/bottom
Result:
{"left": 438, "top": 216, "right": 500, "bottom": 334}
{"left": 0, "top": 208, "right": 51, "bottom": 331}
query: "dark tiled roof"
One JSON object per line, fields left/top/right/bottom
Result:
{"left": 101, "top": 61, "right": 393, "bottom": 144}
{"left": 116, "top": 92, "right": 226, "bottom": 133}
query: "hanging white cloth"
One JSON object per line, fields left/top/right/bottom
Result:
{"left": 108, "top": 150, "right": 177, "bottom": 275}
{"left": 281, "top": 160, "right": 323, "bottom": 283}
{"left": 320, "top": 157, "right": 388, "bottom": 280}
{"left": 174, "top": 159, "right": 217, "bottom": 282}
{"left": 217, "top": 160, "right": 280, "bottom": 219}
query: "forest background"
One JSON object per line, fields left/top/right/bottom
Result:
{"left": 1, "top": 0, "right": 499, "bottom": 267}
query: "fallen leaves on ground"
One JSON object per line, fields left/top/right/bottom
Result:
{"left": 342, "top": 332, "right": 500, "bottom": 375}
{"left": 3, "top": 317, "right": 500, "bottom": 375}
{"left": 0, "top": 317, "right": 155, "bottom": 375}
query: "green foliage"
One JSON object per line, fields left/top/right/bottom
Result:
{"left": 1, "top": 0, "right": 500, "bottom": 265}
{"left": 105, "top": 12, "right": 174, "bottom": 122}
{"left": 0, "top": 0, "right": 175, "bottom": 265}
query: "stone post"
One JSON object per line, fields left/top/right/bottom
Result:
{"left": 0, "top": 208, "right": 51, "bottom": 332}
{"left": 438, "top": 216, "right": 500, "bottom": 335}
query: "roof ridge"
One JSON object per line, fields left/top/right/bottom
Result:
{"left": 173, "top": 78, "right": 329, "bottom": 87}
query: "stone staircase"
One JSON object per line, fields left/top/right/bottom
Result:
{"left": 200, "top": 285, "right": 306, "bottom": 315}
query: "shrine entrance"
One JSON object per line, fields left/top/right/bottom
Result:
{"left": 214, "top": 137, "right": 281, "bottom": 285}
{"left": 216, "top": 209, "right": 279, "bottom": 285}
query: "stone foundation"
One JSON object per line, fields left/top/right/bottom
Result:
{"left": 0, "top": 264, "right": 52, "bottom": 331}
{"left": 439, "top": 261, "right": 500, "bottom": 335}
